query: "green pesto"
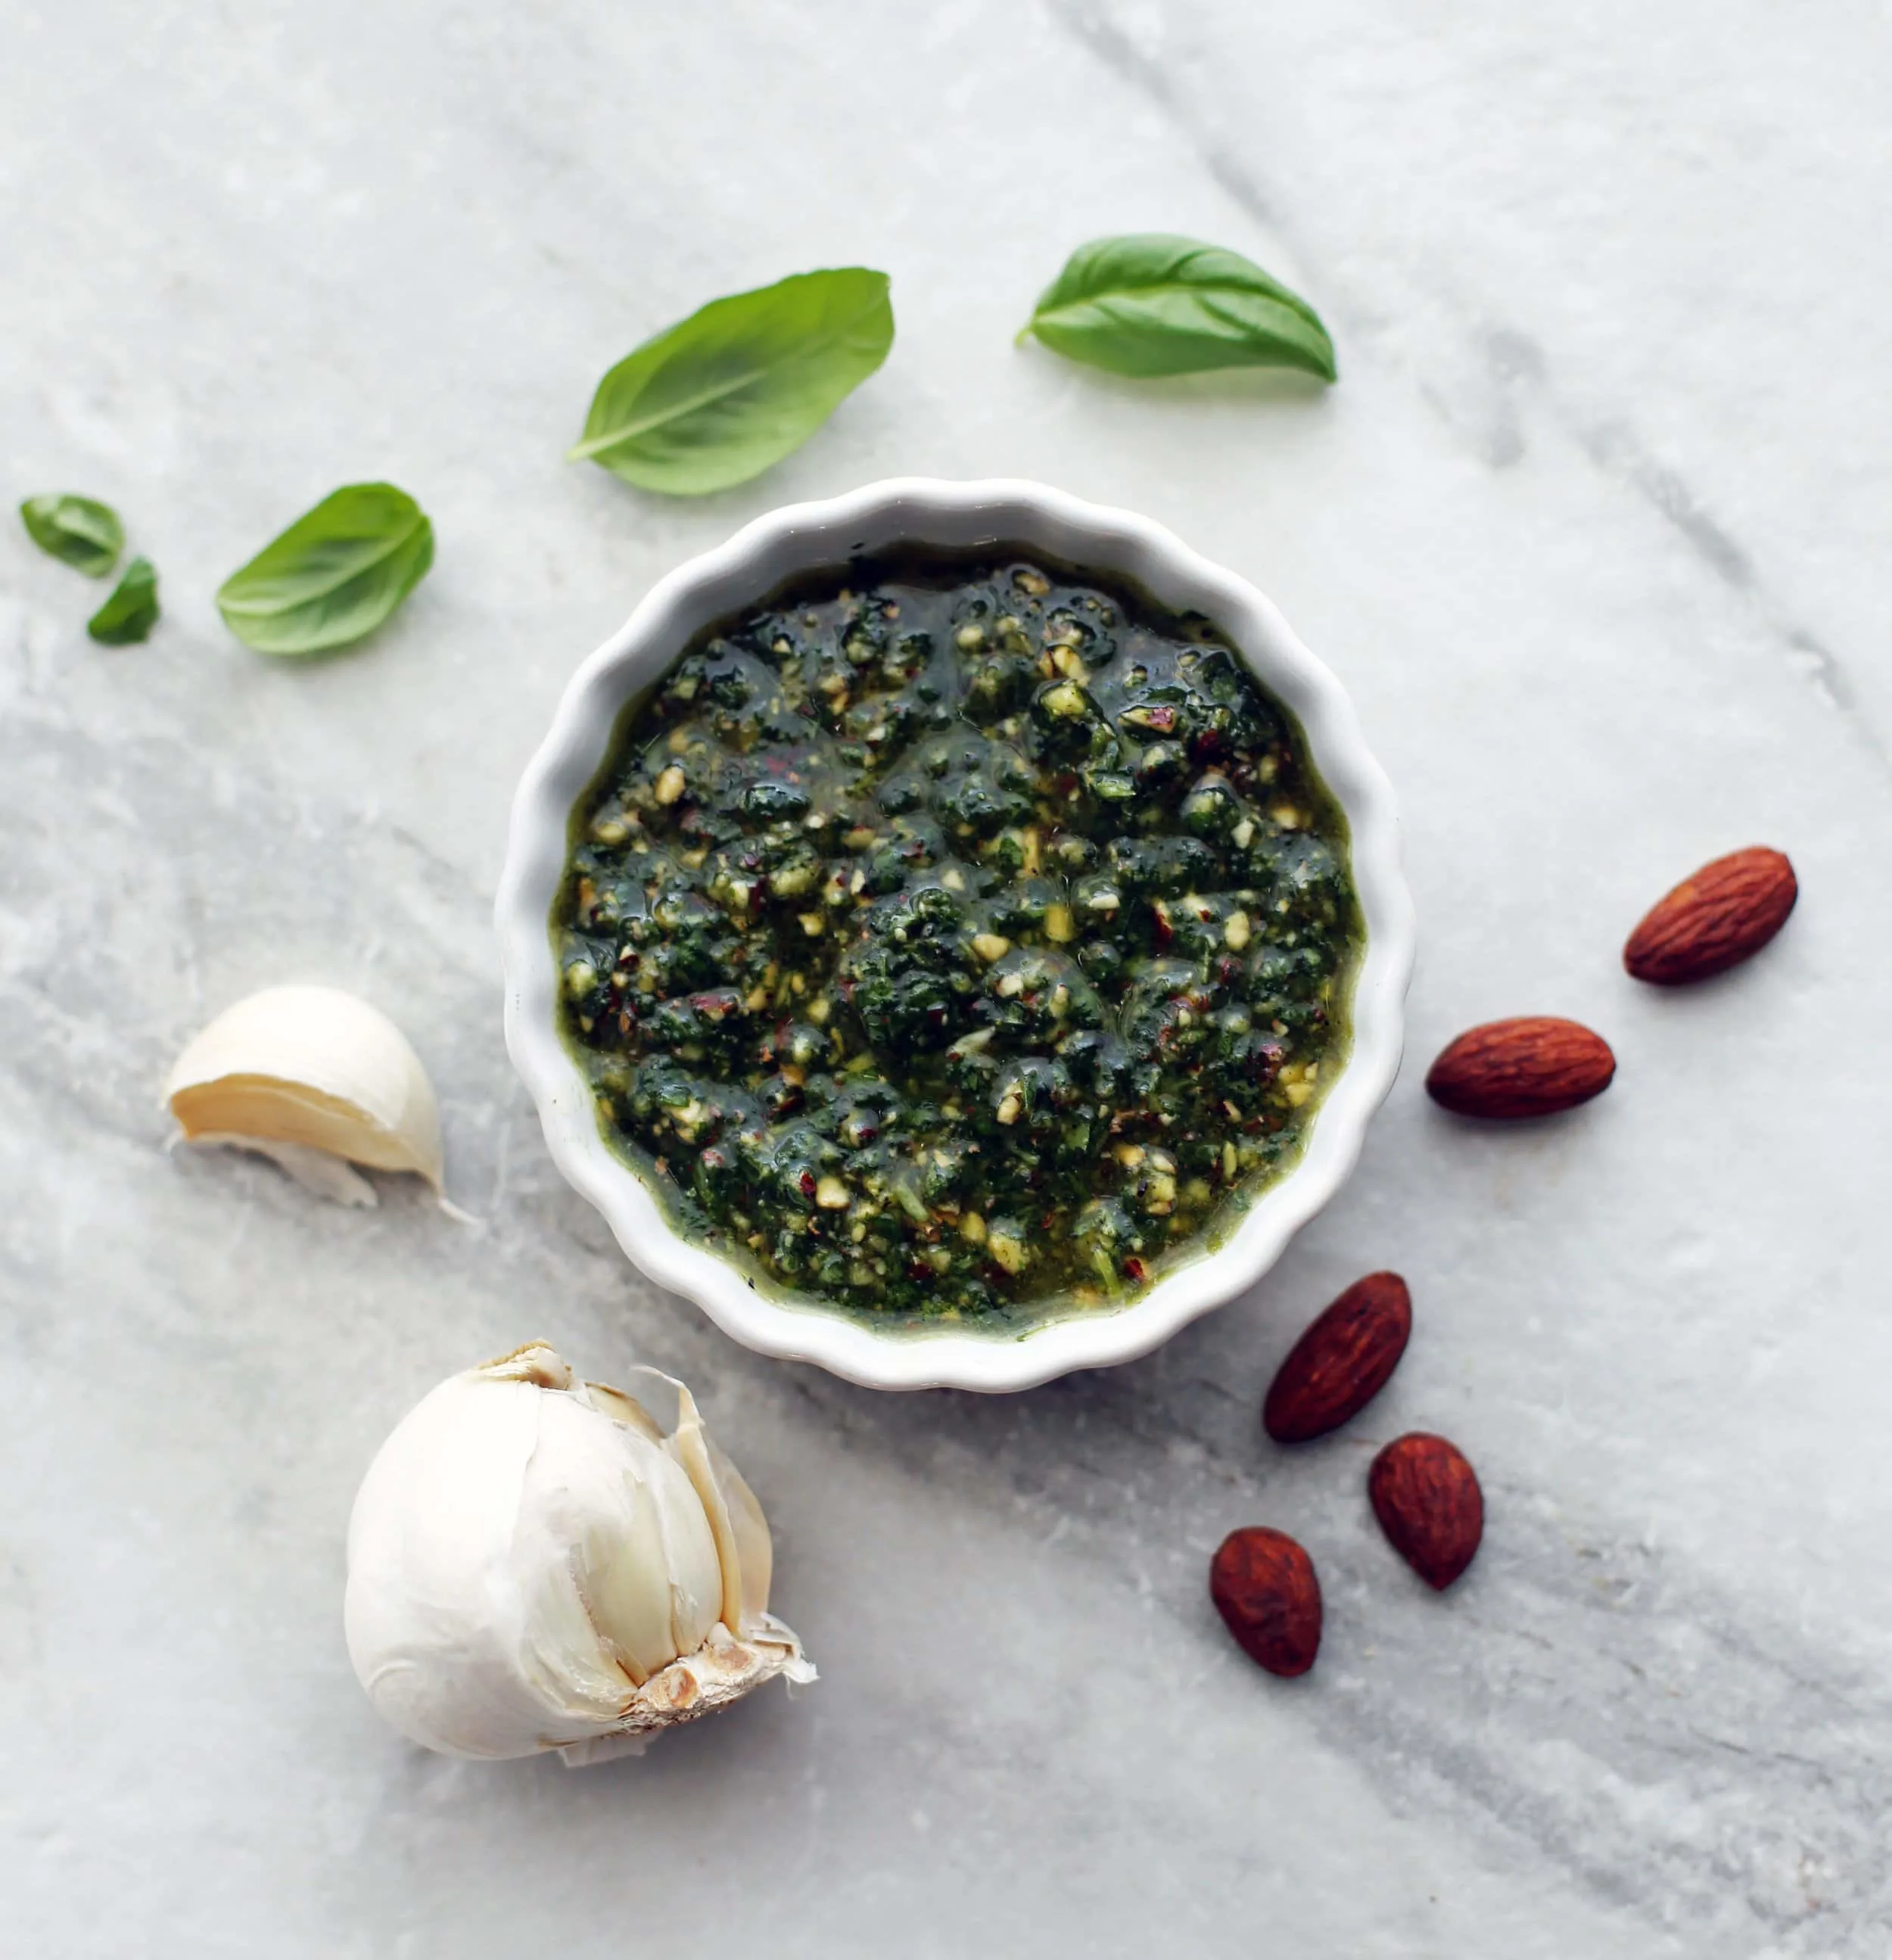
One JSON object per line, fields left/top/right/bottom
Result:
{"left": 553, "top": 553, "right": 1362, "bottom": 1331}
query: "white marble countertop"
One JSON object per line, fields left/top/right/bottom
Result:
{"left": 5, "top": 3, "right": 1890, "bottom": 1953}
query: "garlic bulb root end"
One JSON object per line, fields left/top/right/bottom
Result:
{"left": 555, "top": 1613, "right": 816, "bottom": 1769}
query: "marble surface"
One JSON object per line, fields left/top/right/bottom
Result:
{"left": 4, "top": 2, "right": 1890, "bottom": 1952}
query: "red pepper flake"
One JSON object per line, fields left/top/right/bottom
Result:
{"left": 798, "top": 1170, "right": 817, "bottom": 1201}
{"left": 1123, "top": 1257, "right": 1147, "bottom": 1283}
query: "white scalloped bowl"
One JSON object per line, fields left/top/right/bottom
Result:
{"left": 496, "top": 479, "right": 1413, "bottom": 1392}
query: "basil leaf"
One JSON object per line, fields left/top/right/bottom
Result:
{"left": 569, "top": 267, "right": 895, "bottom": 496}
{"left": 20, "top": 493, "right": 125, "bottom": 576}
{"left": 216, "top": 483, "right": 434, "bottom": 656}
{"left": 1021, "top": 235, "right": 1337, "bottom": 382}
{"left": 86, "top": 556, "right": 160, "bottom": 644}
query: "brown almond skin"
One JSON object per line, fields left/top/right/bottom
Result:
{"left": 1264, "top": 1272, "right": 1412, "bottom": 1444}
{"left": 1624, "top": 846, "right": 1797, "bottom": 985}
{"left": 1209, "top": 1527, "right": 1322, "bottom": 1676}
{"left": 1368, "top": 1433, "right": 1483, "bottom": 1590}
{"left": 1425, "top": 1016, "right": 1615, "bottom": 1119}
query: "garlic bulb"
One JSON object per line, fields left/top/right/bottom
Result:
{"left": 165, "top": 984, "right": 444, "bottom": 1207}
{"left": 344, "top": 1342, "right": 814, "bottom": 1765}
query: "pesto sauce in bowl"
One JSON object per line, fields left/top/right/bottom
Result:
{"left": 553, "top": 553, "right": 1362, "bottom": 1332}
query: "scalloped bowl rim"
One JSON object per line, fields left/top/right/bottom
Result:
{"left": 496, "top": 478, "right": 1413, "bottom": 1392}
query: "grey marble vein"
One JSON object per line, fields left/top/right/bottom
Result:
{"left": 1049, "top": 0, "right": 1890, "bottom": 775}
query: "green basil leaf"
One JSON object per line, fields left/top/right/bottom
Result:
{"left": 1021, "top": 235, "right": 1337, "bottom": 382}
{"left": 20, "top": 493, "right": 125, "bottom": 576}
{"left": 216, "top": 483, "right": 434, "bottom": 656}
{"left": 86, "top": 556, "right": 160, "bottom": 645}
{"left": 569, "top": 268, "right": 895, "bottom": 496}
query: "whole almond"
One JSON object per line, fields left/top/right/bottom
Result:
{"left": 1264, "top": 1271, "right": 1412, "bottom": 1444}
{"left": 1425, "top": 1016, "right": 1614, "bottom": 1119}
{"left": 1209, "top": 1526, "right": 1322, "bottom": 1676}
{"left": 1368, "top": 1433, "right": 1483, "bottom": 1590}
{"left": 1624, "top": 845, "right": 1797, "bottom": 985}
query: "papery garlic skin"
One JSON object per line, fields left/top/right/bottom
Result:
{"left": 344, "top": 1343, "right": 812, "bottom": 1763}
{"left": 166, "top": 984, "right": 443, "bottom": 1202}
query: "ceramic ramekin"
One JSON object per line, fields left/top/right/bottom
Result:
{"left": 496, "top": 479, "right": 1413, "bottom": 1392}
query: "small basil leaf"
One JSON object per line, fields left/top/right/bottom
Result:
{"left": 570, "top": 267, "right": 895, "bottom": 496}
{"left": 1022, "top": 235, "right": 1337, "bottom": 382}
{"left": 86, "top": 556, "right": 160, "bottom": 645}
{"left": 20, "top": 493, "right": 125, "bottom": 576}
{"left": 216, "top": 483, "right": 434, "bottom": 656}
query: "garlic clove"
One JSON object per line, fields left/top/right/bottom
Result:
{"left": 516, "top": 1386, "right": 722, "bottom": 1694}
{"left": 706, "top": 1438, "right": 776, "bottom": 1634}
{"left": 166, "top": 984, "right": 445, "bottom": 1199}
{"left": 664, "top": 1380, "right": 752, "bottom": 1637}
{"left": 345, "top": 1351, "right": 552, "bottom": 1757}
{"left": 624, "top": 1368, "right": 773, "bottom": 1639}
{"left": 572, "top": 1478, "right": 688, "bottom": 1688}
{"left": 344, "top": 1343, "right": 813, "bottom": 1764}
